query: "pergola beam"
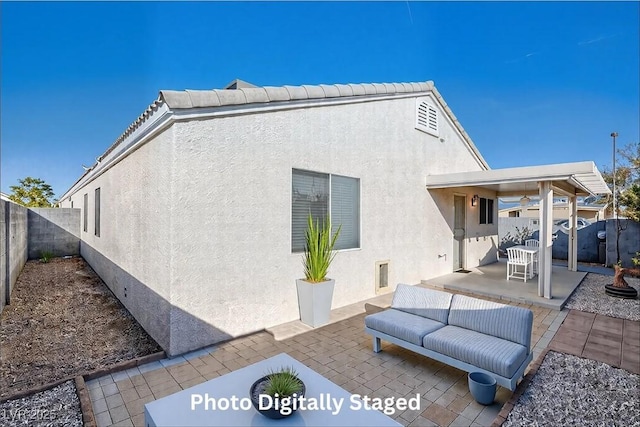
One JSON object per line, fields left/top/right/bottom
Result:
{"left": 551, "top": 181, "right": 578, "bottom": 197}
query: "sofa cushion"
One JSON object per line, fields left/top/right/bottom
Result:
{"left": 448, "top": 294, "right": 533, "bottom": 349}
{"left": 422, "top": 325, "right": 528, "bottom": 378}
{"left": 365, "top": 308, "right": 446, "bottom": 346}
{"left": 391, "top": 284, "right": 453, "bottom": 324}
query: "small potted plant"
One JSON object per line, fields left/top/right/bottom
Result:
{"left": 250, "top": 366, "right": 305, "bottom": 419}
{"left": 296, "top": 214, "right": 341, "bottom": 327}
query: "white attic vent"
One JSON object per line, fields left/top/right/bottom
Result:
{"left": 415, "top": 98, "right": 439, "bottom": 136}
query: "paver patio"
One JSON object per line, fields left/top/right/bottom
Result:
{"left": 86, "top": 288, "right": 571, "bottom": 427}
{"left": 550, "top": 309, "right": 640, "bottom": 374}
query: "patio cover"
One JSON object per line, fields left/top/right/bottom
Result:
{"left": 424, "top": 161, "right": 611, "bottom": 300}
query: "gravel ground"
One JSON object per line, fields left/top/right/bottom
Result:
{"left": 565, "top": 273, "right": 640, "bottom": 321}
{"left": 0, "top": 381, "right": 82, "bottom": 427}
{"left": 504, "top": 351, "right": 640, "bottom": 427}
{"left": 505, "top": 272, "right": 640, "bottom": 427}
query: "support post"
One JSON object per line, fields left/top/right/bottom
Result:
{"left": 538, "top": 181, "right": 553, "bottom": 299}
{"left": 568, "top": 195, "right": 578, "bottom": 272}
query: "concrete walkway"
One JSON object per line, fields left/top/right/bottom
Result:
{"left": 86, "top": 289, "right": 569, "bottom": 427}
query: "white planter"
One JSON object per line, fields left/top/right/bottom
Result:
{"left": 296, "top": 279, "right": 335, "bottom": 328}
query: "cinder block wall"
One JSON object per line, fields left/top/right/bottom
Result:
{"left": 1, "top": 200, "right": 28, "bottom": 313}
{"left": 1, "top": 201, "right": 5, "bottom": 312}
{"left": 28, "top": 208, "right": 81, "bottom": 259}
{"left": 498, "top": 217, "right": 538, "bottom": 250}
{"left": 606, "top": 219, "right": 640, "bottom": 267}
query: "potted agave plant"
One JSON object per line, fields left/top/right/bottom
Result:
{"left": 296, "top": 214, "right": 341, "bottom": 328}
{"left": 250, "top": 366, "right": 305, "bottom": 419}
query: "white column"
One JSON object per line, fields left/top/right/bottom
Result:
{"left": 568, "top": 195, "right": 578, "bottom": 271}
{"left": 538, "top": 181, "right": 553, "bottom": 298}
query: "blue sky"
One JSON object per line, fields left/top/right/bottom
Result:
{"left": 1, "top": 1, "right": 639, "bottom": 200}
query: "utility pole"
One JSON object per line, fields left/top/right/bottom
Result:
{"left": 611, "top": 132, "right": 618, "bottom": 220}
{"left": 611, "top": 131, "right": 619, "bottom": 264}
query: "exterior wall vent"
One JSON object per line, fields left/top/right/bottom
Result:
{"left": 375, "top": 260, "right": 390, "bottom": 294}
{"left": 415, "top": 98, "right": 439, "bottom": 136}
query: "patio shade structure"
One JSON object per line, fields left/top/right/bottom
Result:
{"left": 425, "top": 161, "right": 611, "bottom": 299}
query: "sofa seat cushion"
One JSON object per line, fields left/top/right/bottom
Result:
{"left": 422, "top": 325, "right": 528, "bottom": 378}
{"left": 365, "top": 309, "right": 446, "bottom": 346}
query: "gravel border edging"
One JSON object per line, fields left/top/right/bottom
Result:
{"left": 0, "top": 377, "right": 75, "bottom": 405}
{"left": 82, "top": 350, "right": 166, "bottom": 381}
{"left": 74, "top": 376, "right": 96, "bottom": 427}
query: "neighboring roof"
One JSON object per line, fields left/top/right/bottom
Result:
{"left": 0, "top": 192, "right": 10, "bottom": 201}
{"left": 499, "top": 202, "right": 608, "bottom": 213}
{"left": 60, "top": 79, "right": 490, "bottom": 199}
{"left": 223, "top": 79, "right": 258, "bottom": 89}
{"left": 425, "top": 161, "right": 611, "bottom": 197}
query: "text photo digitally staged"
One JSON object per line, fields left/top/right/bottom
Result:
{"left": 191, "top": 392, "right": 422, "bottom": 416}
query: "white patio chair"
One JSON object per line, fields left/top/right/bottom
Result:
{"left": 507, "top": 247, "right": 532, "bottom": 282}
{"left": 525, "top": 239, "right": 540, "bottom": 274}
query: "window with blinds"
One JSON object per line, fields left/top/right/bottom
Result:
{"left": 292, "top": 169, "right": 360, "bottom": 252}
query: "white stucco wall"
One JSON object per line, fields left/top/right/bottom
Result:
{"left": 62, "top": 128, "right": 175, "bottom": 351}
{"left": 165, "top": 95, "right": 493, "bottom": 354}
{"left": 61, "top": 93, "right": 498, "bottom": 355}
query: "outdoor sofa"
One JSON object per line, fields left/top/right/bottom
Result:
{"left": 364, "top": 284, "right": 534, "bottom": 391}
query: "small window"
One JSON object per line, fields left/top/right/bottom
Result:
{"left": 83, "top": 194, "right": 88, "bottom": 232}
{"left": 95, "top": 188, "right": 101, "bottom": 237}
{"left": 415, "top": 98, "right": 439, "bottom": 136}
{"left": 479, "top": 198, "right": 494, "bottom": 224}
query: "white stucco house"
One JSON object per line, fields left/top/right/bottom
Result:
{"left": 59, "top": 79, "right": 609, "bottom": 356}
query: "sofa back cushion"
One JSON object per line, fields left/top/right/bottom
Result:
{"left": 391, "top": 284, "right": 453, "bottom": 324}
{"left": 448, "top": 294, "right": 533, "bottom": 351}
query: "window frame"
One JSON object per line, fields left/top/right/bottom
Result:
{"left": 83, "top": 193, "right": 88, "bottom": 232}
{"left": 94, "top": 188, "right": 101, "bottom": 237}
{"left": 291, "top": 169, "right": 361, "bottom": 253}
{"left": 479, "top": 197, "right": 494, "bottom": 225}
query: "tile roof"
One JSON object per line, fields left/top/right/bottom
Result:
{"left": 158, "top": 81, "right": 434, "bottom": 109}
{"left": 61, "top": 79, "right": 488, "bottom": 200}
{"left": 99, "top": 80, "right": 436, "bottom": 162}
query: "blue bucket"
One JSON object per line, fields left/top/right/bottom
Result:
{"left": 468, "top": 372, "right": 497, "bottom": 405}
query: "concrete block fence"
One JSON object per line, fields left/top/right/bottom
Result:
{"left": 1, "top": 200, "right": 28, "bottom": 314}
{"left": 0, "top": 201, "right": 80, "bottom": 314}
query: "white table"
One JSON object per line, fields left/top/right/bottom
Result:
{"left": 511, "top": 245, "right": 538, "bottom": 279}
{"left": 145, "top": 353, "right": 402, "bottom": 426}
